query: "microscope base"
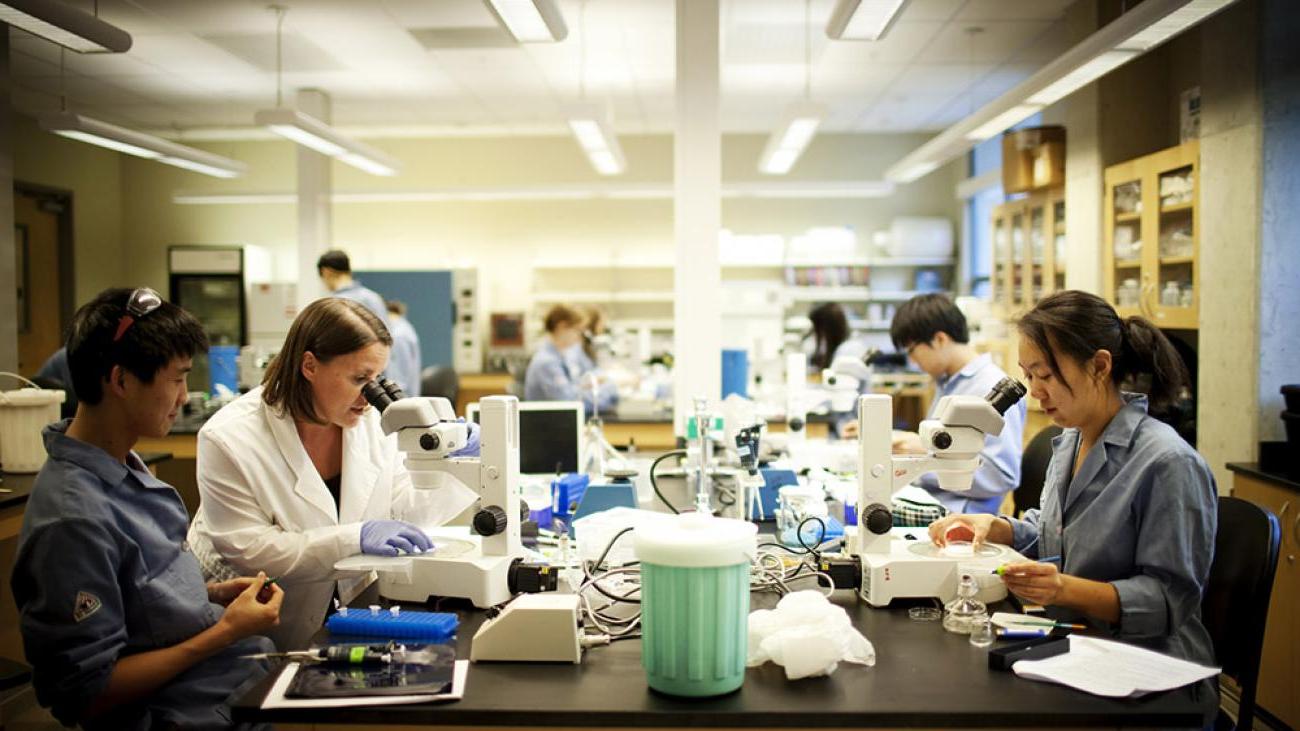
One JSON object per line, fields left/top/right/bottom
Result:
{"left": 376, "top": 553, "right": 520, "bottom": 608}
{"left": 858, "top": 535, "right": 1026, "bottom": 607}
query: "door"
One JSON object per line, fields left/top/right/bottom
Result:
{"left": 14, "top": 193, "right": 64, "bottom": 376}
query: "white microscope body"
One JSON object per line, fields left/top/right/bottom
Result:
{"left": 852, "top": 378, "right": 1028, "bottom": 606}
{"left": 338, "top": 388, "right": 529, "bottom": 608}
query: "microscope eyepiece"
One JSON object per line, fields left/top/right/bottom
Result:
{"left": 379, "top": 376, "right": 405, "bottom": 402}
{"left": 362, "top": 379, "right": 394, "bottom": 413}
{"left": 985, "top": 377, "right": 1028, "bottom": 415}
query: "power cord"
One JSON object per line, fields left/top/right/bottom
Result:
{"left": 649, "top": 449, "right": 686, "bottom": 514}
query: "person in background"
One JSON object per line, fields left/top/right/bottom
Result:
{"left": 524, "top": 304, "right": 617, "bottom": 417}
{"left": 316, "top": 249, "right": 389, "bottom": 326}
{"left": 571, "top": 306, "right": 608, "bottom": 377}
{"left": 928, "top": 290, "right": 1217, "bottom": 673}
{"left": 33, "top": 346, "right": 77, "bottom": 418}
{"left": 187, "top": 298, "right": 479, "bottom": 650}
{"left": 11, "top": 287, "right": 282, "bottom": 730}
{"left": 845, "top": 293, "right": 1024, "bottom": 515}
{"left": 807, "top": 302, "right": 867, "bottom": 371}
{"left": 384, "top": 300, "right": 422, "bottom": 397}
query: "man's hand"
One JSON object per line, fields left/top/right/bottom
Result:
{"left": 206, "top": 577, "right": 260, "bottom": 607}
{"left": 215, "top": 572, "right": 282, "bottom": 640}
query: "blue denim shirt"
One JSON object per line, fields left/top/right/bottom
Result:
{"left": 1004, "top": 394, "right": 1217, "bottom": 665}
{"left": 917, "top": 354, "right": 1026, "bottom": 514}
{"left": 329, "top": 282, "right": 389, "bottom": 327}
{"left": 525, "top": 341, "right": 617, "bottom": 416}
{"left": 386, "top": 314, "right": 422, "bottom": 397}
{"left": 10, "top": 420, "right": 272, "bottom": 730}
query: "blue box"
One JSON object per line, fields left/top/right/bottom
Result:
{"left": 208, "top": 345, "right": 239, "bottom": 395}
{"left": 721, "top": 349, "right": 749, "bottom": 399}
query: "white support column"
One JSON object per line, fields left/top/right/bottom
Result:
{"left": 295, "top": 89, "right": 333, "bottom": 311}
{"left": 672, "top": 0, "right": 722, "bottom": 435}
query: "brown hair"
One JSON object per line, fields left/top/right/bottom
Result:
{"left": 1016, "top": 290, "right": 1187, "bottom": 410}
{"left": 262, "top": 298, "right": 392, "bottom": 424}
{"left": 543, "top": 304, "right": 583, "bottom": 334}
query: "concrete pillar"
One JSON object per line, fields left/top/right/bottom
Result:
{"left": 1257, "top": 0, "right": 1300, "bottom": 439}
{"left": 671, "top": 0, "right": 722, "bottom": 434}
{"left": 295, "top": 89, "right": 333, "bottom": 311}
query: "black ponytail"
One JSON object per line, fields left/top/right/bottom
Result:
{"left": 1016, "top": 290, "right": 1188, "bottom": 410}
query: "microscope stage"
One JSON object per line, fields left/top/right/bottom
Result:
{"left": 859, "top": 534, "right": 1025, "bottom": 607}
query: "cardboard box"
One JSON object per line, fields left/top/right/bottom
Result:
{"left": 1002, "top": 126, "right": 1066, "bottom": 193}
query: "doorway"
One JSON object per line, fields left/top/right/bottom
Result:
{"left": 13, "top": 184, "right": 74, "bottom": 376}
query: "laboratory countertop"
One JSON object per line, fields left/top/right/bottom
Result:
{"left": 232, "top": 591, "right": 1212, "bottom": 728}
{"left": 1227, "top": 441, "right": 1300, "bottom": 492}
{"left": 599, "top": 412, "right": 838, "bottom": 425}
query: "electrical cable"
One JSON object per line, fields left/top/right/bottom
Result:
{"left": 649, "top": 450, "right": 686, "bottom": 514}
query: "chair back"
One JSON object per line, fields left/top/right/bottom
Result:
{"left": 420, "top": 366, "right": 459, "bottom": 403}
{"left": 1203, "top": 496, "right": 1281, "bottom": 731}
{"left": 1013, "top": 425, "right": 1062, "bottom": 516}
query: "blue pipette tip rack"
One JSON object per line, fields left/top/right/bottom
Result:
{"left": 326, "top": 608, "right": 459, "bottom": 642}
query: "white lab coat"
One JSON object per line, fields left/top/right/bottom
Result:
{"left": 187, "top": 387, "right": 477, "bottom": 650}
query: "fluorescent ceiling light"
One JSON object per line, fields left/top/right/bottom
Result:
{"left": 484, "top": 0, "right": 568, "bottom": 42}
{"left": 39, "top": 111, "right": 247, "bottom": 178}
{"left": 254, "top": 108, "right": 401, "bottom": 176}
{"left": 885, "top": 0, "right": 1238, "bottom": 184}
{"left": 964, "top": 104, "right": 1045, "bottom": 142}
{"left": 0, "top": 0, "right": 132, "bottom": 53}
{"left": 566, "top": 104, "right": 625, "bottom": 176}
{"left": 759, "top": 103, "right": 825, "bottom": 175}
{"left": 826, "top": 0, "right": 909, "bottom": 41}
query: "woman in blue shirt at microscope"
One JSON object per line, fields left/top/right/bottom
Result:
{"left": 929, "top": 290, "right": 1216, "bottom": 668}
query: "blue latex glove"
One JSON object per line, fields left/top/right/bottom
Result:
{"left": 360, "top": 520, "right": 433, "bottom": 557}
{"left": 449, "top": 418, "right": 480, "bottom": 458}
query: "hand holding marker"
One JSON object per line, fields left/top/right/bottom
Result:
{"left": 991, "top": 555, "right": 1061, "bottom": 576}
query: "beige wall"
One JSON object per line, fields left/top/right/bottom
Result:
{"left": 112, "top": 131, "right": 960, "bottom": 317}
{"left": 12, "top": 114, "right": 125, "bottom": 305}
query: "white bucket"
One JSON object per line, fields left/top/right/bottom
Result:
{"left": 0, "top": 375, "right": 66, "bottom": 473}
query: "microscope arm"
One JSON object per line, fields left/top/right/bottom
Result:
{"left": 887, "top": 455, "right": 983, "bottom": 493}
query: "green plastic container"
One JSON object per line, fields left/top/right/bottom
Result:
{"left": 635, "top": 514, "right": 757, "bottom": 697}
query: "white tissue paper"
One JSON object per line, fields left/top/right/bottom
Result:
{"left": 747, "top": 590, "right": 875, "bottom": 679}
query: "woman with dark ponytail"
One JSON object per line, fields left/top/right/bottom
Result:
{"left": 929, "top": 290, "right": 1217, "bottom": 670}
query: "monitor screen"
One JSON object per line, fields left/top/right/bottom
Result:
{"left": 468, "top": 401, "right": 581, "bottom": 474}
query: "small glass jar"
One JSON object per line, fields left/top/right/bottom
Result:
{"left": 943, "top": 574, "right": 989, "bottom": 635}
{"left": 968, "top": 617, "right": 994, "bottom": 647}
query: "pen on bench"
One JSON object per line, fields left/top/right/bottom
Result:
{"left": 996, "top": 628, "right": 1049, "bottom": 639}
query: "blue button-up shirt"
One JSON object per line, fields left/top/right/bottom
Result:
{"left": 10, "top": 420, "right": 272, "bottom": 730}
{"left": 524, "top": 341, "right": 617, "bottom": 417}
{"left": 329, "top": 282, "right": 390, "bottom": 327}
{"left": 386, "top": 314, "right": 422, "bottom": 397}
{"left": 1004, "top": 394, "right": 1217, "bottom": 665}
{"left": 917, "top": 353, "right": 1026, "bottom": 514}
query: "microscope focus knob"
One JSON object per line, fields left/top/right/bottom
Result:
{"left": 863, "top": 503, "right": 893, "bottom": 535}
{"left": 788, "top": 416, "right": 805, "bottom": 432}
{"left": 473, "top": 506, "right": 509, "bottom": 536}
{"left": 419, "top": 433, "right": 440, "bottom": 452}
{"left": 931, "top": 431, "right": 953, "bottom": 450}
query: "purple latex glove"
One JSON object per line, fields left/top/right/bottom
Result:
{"left": 360, "top": 520, "right": 433, "bottom": 557}
{"left": 449, "top": 418, "right": 480, "bottom": 458}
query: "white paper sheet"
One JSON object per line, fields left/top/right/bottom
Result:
{"left": 261, "top": 659, "right": 468, "bottom": 709}
{"left": 1012, "top": 636, "right": 1219, "bottom": 698}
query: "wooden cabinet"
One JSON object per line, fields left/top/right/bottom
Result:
{"left": 1103, "top": 141, "right": 1199, "bottom": 330}
{"left": 992, "top": 188, "right": 1066, "bottom": 319}
{"left": 1231, "top": 472, "right": 1299, "bottom": 730}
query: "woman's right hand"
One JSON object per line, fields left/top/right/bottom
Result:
{"left": 928, "top": 513, "right": 1007, "bottom": 548}
{"left": 217, "top": 572, "right": 282, "bottom": 640}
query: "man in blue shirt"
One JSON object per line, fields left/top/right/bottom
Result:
{"left": 384, "top": 299, "right": 422, "bottom": 396}
{"left": 862, "top": 294, "right": 1025, "bottom": 515}
{"left": 10, "top": 287, "right": 283, "bottom": 730}
{"left": 316, "top": 249, "right": 389, "bottom": 326}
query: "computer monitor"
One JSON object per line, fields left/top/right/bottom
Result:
{"left": 467, "top": 400, "right": 582, "bottom": 475}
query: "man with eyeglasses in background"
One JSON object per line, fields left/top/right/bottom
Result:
{"left": 10, "top": 287, "right": 283, "bottom": 730}
{"left": 843, "top": 293, "right": 1025, "bottom": 515}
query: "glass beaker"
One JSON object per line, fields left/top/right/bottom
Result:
{"left": 943, "top": 574, "right": 990, "bottom": 635}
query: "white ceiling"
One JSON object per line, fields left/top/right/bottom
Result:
{"left": 8, "top": 0, "right": 1077, "bottom": 136}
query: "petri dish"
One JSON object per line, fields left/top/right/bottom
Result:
{"left": 908, "top": 606, "right": 942, "bottom": 622}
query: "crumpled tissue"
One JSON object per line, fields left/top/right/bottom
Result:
{"left": 747, "top": 590, "right": 875, "bottom": 679}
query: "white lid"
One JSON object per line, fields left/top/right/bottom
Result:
{"left": 633, "top": 513, "right": 756, "bottom": 568}
{"left": 0, "top": 388, "right": 66, "bottom": 407}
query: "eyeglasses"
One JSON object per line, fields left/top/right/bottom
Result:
{"left": 112, "top": 287, "right": 163, "bottom": 343}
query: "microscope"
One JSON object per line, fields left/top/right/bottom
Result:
{"left": 840, "top": 377, "right": 1029, "bottom": 606}
{"left": 334, "top": 379, "right": 554, "bottom": 608}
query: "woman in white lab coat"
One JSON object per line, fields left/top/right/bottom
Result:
{"left": 187, "top": 298, "right": 477, "bottom": 649}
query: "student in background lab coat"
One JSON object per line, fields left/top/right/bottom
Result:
{"left": 384, "top": 299, "right": 421, "bottom": 397}
{"left": 524, "top": 304, "right": 616, "bottom": 416}
{"left": 929, "top": 291, "right": 1216, "bottom": 671}
{"left": 188, "top": 298, "right": 478, "bottom": 650}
